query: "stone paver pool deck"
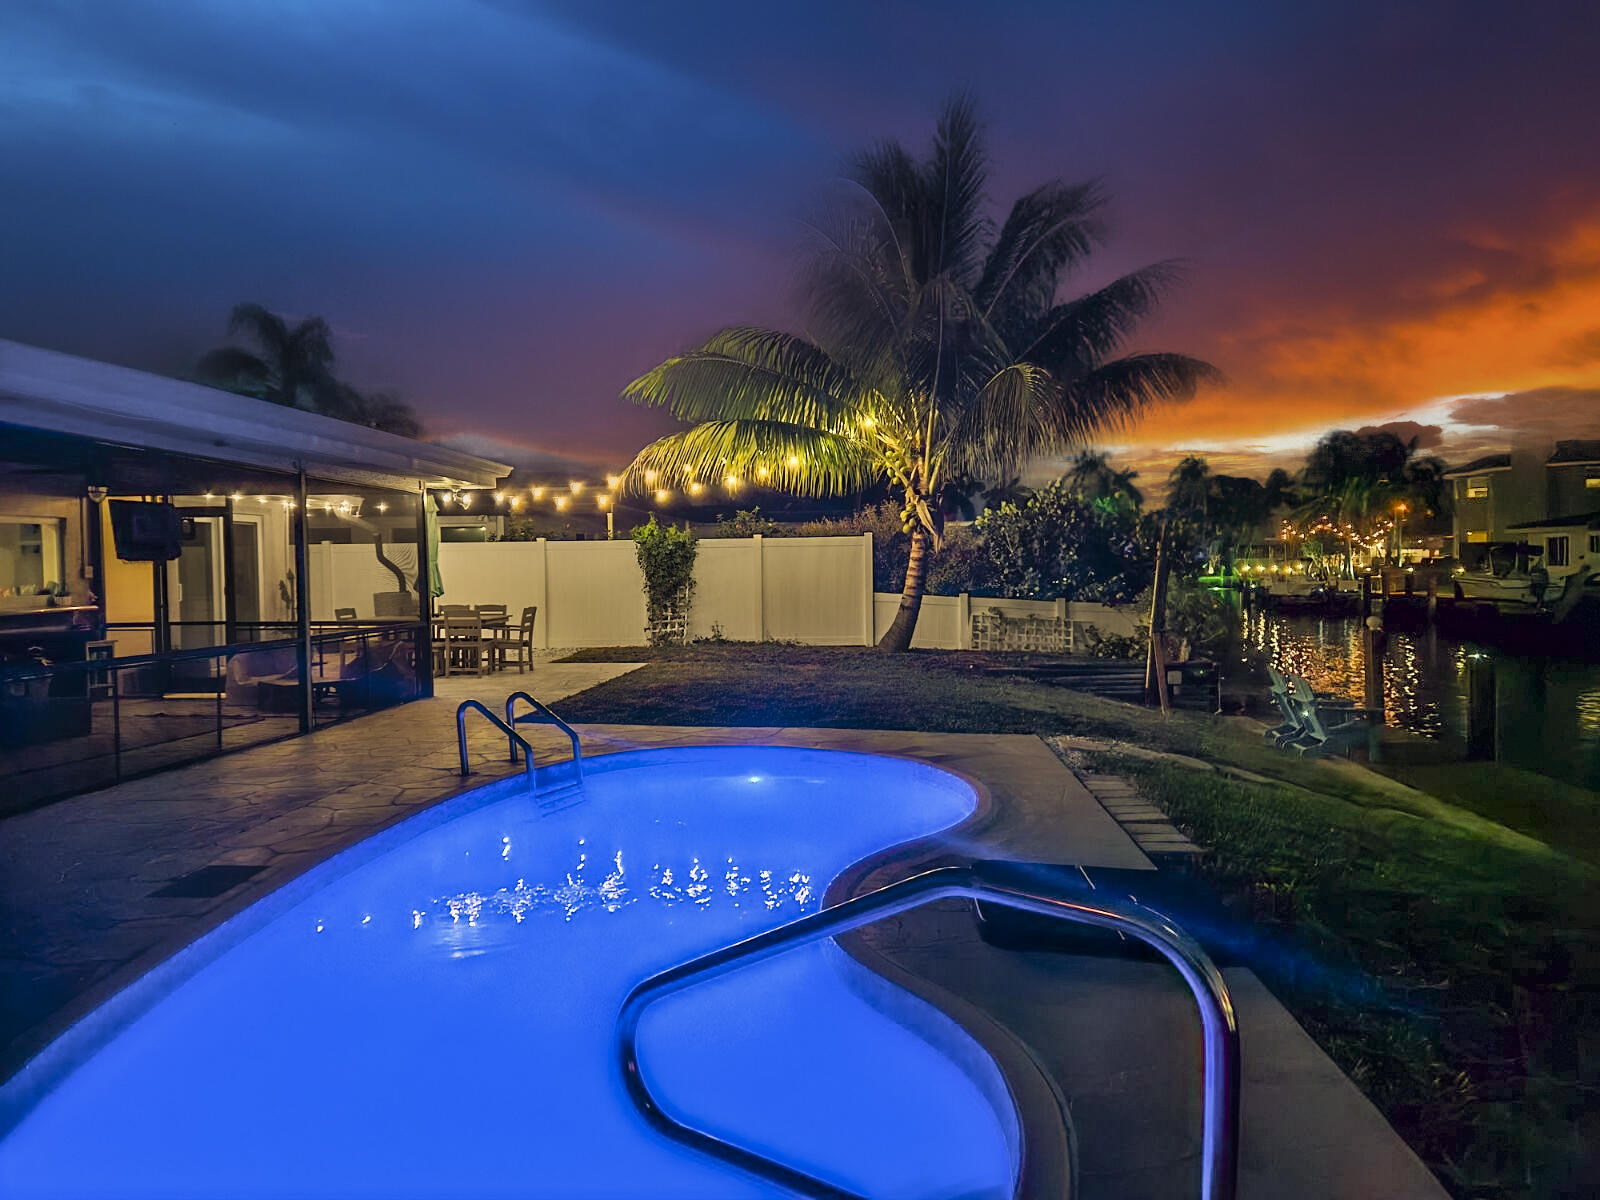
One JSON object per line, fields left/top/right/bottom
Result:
{"left": 0, "top": 665, "right": 1444, "bottom": 1198}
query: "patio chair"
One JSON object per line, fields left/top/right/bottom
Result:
{"left": 1284, "top": 676, "right": 1367, "bottom": 757}
{"left": 497, "top": 606, "right": 537, "bottom": 673}
{"left": 1263, "top": 666, "right": 1305, "bottom": 746}
{"left": 440, "top": 614, "right": 491, "bottom": 677}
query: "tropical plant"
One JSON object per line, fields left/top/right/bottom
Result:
{"left": 616, "top": 97, "right": 1217, "bottom": 650}
{"left": 632, "top": 517, "right": 698, "bottom": 646}
{"left": 196, "top": 303, "right": 423, "bottom": 436}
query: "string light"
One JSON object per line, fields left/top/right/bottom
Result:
{"left": 554, "top": 495, "right": 569, "bottom": 511}
{"left": 569, "top": 481, "right": 584, "bottom": 495}
{"left": 756, "top": 465, "right": 770, "bottom": 480}
{"left": 605, "top": 474, "right": 620, "bottom": 488}
{"left": 786, "top": 455, "right": 800, "bottom": 468}
{"left": 531, "top": 486, "right": 545, "bottom": 500}
{"left": 644, "top": 469, "right": 658, "bottom": 485}
{"left": 597, "top": 493, "right": 611, "bottom": 509}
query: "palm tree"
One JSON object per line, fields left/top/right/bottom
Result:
{"left": 1166, "top": 455, "right": 1212, "bottom": 521}
{"left": 197, "top": 303, "right": 424, "bottom": 437}
{"left": 1064, "top": 450, "right": 1143, "bottom": 508}
{"left": 197, "top": 303, "right": 336, "bottom": 410}
{"left": 619, "top": 97, "right": 1217, "bottom": 649}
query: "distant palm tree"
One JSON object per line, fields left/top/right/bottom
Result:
{"left": 1064, "top": 450, "right": 1143, "bottom": 507}
{"left": 197, "top": 303, "right": 336, "bottom": 410}
{"left": 620, "top": 97, "right": 1217, "bottom": 649}
{"left": 1167, "top": 455, "right": 1212, "bottom": 519}
{"left": 197, "top": 303, "right": 423, "bottom": 437}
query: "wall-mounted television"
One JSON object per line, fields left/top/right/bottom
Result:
{"left": 108, "top": 500, "right": 182, "bottom": 562}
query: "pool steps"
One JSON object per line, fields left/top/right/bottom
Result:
{"left": 617, "top": 863, "right": 1240, "bottom": 1200}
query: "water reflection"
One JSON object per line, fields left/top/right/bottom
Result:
{"left": 411, "top": 844, "right": 817, "bottom": 938}
{"left": 1242, "top": 610, "right": 1600, "bottom": 790}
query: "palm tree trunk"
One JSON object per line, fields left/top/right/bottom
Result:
{"left": 878, "top": 528, "right": 929, "bottom": 652}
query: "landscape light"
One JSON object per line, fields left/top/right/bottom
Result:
{"left": 531, "top": 486, "right": 546, "bottom": 500}
{"left": 787, "top": 455, "right": 800, "bottom": 468}
{"left": 756, "top": 465, "right": 770, "bottom": 479}
{"left": 656, "top": 489, "right": 670, "bottom": 504}
{"left": 724, "top": 475, "right": 740, "bottom": 490}
{"left": 688, "top": 482, "right": 703, "bottom": 496}
{"left": 644, "top": 469, "right": 658, "bottom": 485}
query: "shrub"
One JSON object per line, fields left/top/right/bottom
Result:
{"left": 974, "top": 482, "right": 1156, "bottom": 602}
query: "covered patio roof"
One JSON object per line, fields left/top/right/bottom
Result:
{"left": 0, "top": 339, "right": 510, "bottom": 491}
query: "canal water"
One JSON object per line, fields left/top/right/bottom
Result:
{"left": 1239, "top": 609, "right": 1600, "bottom": 792}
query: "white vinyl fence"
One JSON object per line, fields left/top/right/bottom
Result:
{"left": 317, "top": 533, "right": 1144, "bottom": 650}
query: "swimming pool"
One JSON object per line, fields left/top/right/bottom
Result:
{"left": 0, "top": 747, "right": 1020, "bottom": 1199}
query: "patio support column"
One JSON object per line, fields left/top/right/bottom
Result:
{"left": 415, "top": 483, "right": 435, "bottom": 699}
{"left": 292, "top": 465, "right": 313, "bottom": 734}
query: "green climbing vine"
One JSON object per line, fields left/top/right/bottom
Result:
{"left": 632, "top": 517, "right": 698, "bottom": 646}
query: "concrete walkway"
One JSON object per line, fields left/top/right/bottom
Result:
{"left": 0, "top": 670, "right": 1444, "bottom": 1198}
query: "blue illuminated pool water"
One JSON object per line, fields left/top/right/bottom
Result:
{"left": 0, "top": 748, "right": 1018, "bottom": 1199}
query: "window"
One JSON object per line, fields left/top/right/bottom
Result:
{"left": 1546, "top": 536, "right": 1569, "bottom": 568}
{"left": 1590, "top": 533, "right": 1600, "bottom": 554}
{"left": 1586, "top": 473, "right": 1599, "bottom": 490}
{"left": 1465, "top": 477, "right": 1490, "bottom": 499}
{"left": 0, "top": 517, "right": 65, "bottom": 598}
{"left": 1466, "top": 530, "right": 1489, "bottom": 543}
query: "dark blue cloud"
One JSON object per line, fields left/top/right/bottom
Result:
{"left": 2, "top": 0, "right": 1598, "bottom": 467}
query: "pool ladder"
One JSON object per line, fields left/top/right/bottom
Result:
{"left": 455, "top": 693, "right": 583, "bottom": 793}
{"left": 617, "top": 863, "right": 1240, "bottom": 1200}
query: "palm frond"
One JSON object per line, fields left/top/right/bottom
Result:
{"left": 622, "top": 328, "right": 869, "bottom": 431}
{"left": 1047, "top": 353, "right": 1220, "bottom": 442}
{"left": 619, "top": 421, "right": 877, "bottom": 499}
{"left": 924, "top": 94, "right": 990, "bottom": 285}
{"left": 1018, "top": 261, "right": 1185, "bottom": 378}
{"left": 944, "top": 361, "right": 1059, "bottom": 480}
{"left": 195, "top": 346, "right": 269, "bottom": 387}
{"left": 975, "top": 181, "right": 1106, "bottom": 334}
{"left": 227, "top": 302, "right": 288, "bottom": 353}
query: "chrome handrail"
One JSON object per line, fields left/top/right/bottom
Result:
{"left": 504, "top": 691, "right": 583, "bottom": 780}
{"left": 617, "top": 863, "right": 1239, "bottom": 1200}
{"left": 455, "top": 700, "right": 536, "bottom": 788}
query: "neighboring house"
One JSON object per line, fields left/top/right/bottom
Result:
{"left": 1444, "top": 440, "right": 1600, "bottom": 558}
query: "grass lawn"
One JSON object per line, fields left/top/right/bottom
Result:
{"left": 559, "top": 643, "right": 1600, "bottom": 1198}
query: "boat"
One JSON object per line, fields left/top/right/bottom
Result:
{"left": 1452, "top": 542, "right": 1545, "bottom": 605}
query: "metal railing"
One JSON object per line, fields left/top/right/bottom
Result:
{"left": 617, "top": 863, "right": 1240, "bottom": 1200}
{"left": 504, "top": 691, "right": 583, "bottom": 780}
{"left": 455, "top": 700, "right": 538, "bottom": 788}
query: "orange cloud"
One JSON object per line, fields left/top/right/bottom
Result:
{"left": 1121, "top": 201, "right": 1600, "bottom": 458}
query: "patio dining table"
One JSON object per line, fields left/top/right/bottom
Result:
{"left": 433, "top": 607, "right": 517, "bottom": 673}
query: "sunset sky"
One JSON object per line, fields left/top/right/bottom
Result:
{"left": 4, "top": 1, "right": 1599, "bottom": 487}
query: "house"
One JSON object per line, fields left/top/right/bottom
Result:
{"left": 1444, "top": 440, "right": 1600, "bottom": 559}
{"left": 0, "top": 339, "right": 509, "bottom": 811}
